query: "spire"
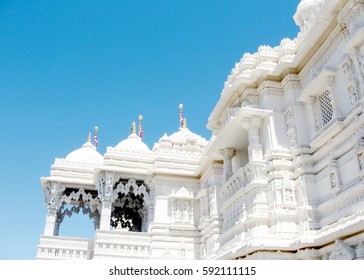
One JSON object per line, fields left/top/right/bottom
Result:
{"left": 93, "top": 126, "right": 99, "bottom": 148}
{"left": 179, "top": 103, "right": 185, "bottom": 128}
{"left": 183, "top": 117, "right": 187, "bottom": 128}
{"left": 131, "top": 122, "right": 136, "bottom": 134}
{"left": 138, "top": 115, "right": 144, "bottom": 139}
{"left": 87, "top": 132, "right": 91, "bottom": 142}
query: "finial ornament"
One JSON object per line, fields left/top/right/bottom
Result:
{"left": 179, "top": 104, "right": 183, "bottom": 110}
{"left": 131, "top": 122, "right": 136, "bottom": 134}
{"left": 139, "top": 115, "right": 143, "bottom": 121}
{"left": 183, "top": 118, "right": 187, "bottom": 128}
{"left": 87, "top": 132, "right": 91, "bottom": 142}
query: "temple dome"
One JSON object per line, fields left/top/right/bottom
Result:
{"left": 115, "top": 133, "right": 150, "bottom": 153}
{"left": 65, "top": 141, "right": 103, "bottom": 164}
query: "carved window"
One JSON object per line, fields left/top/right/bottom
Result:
{"left": 318, "top": 90, "right": 333, "bottom": 126}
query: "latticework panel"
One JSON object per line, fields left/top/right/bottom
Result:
{"left": 318, "top": 90, "right": 333, "bottom": 126}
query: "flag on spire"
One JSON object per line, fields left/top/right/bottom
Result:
{"left": 138, "top": 115, "right": 144, "bottom": 139}
{"left": 179, "top": 104, "right": 184, "bottom": 128}
{"left": 93, "top": 127, "right": 99, "bottom": 148}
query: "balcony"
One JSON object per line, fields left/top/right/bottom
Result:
{"left": 222, "top": 161, "right": 267, "bottom": 201}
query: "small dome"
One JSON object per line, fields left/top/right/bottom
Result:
{"left": 169, "top": 127, "right": 207, "bottom": 145}
{"left": 65, "top": 141, "right": 103, "bottom": 164}
{"left": 115, "top": 133, "right": 150, "bottom": 153}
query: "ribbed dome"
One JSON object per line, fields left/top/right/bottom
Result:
{"left": 115, "top": 133, "right": 150, "bottom": 153}
{"left": 65, "top": 141, "right": 103, "bottom": 164}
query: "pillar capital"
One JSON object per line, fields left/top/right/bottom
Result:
{"left": 219, "top": 148, "right": 234, "bottom": 159}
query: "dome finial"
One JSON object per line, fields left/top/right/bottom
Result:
{"left": 87, "top": 132, "right": 91, "bottom": 142}
{"left": 183, "top": 117, "right": 187, "bottom": 128}
{"left": 131, "top": 122, "right": 136, "bottom": 134}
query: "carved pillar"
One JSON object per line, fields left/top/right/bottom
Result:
{"left": 43, "top": 182, "right": 64, "bottom": 236}
{"left": 147, "top": 185, "right": 155, "bottom": 230}
{"left": 307, "top": 96, "right": 319, "bottom": 133}
{"left": 220, "top": 148, "right": 234, "bottom": 182}
{"left": 97, "top": 172, "right": 114, "bottom": 230}
{"left": 54, "top": 217, "right": 61, "bottom": 236}
{"left": 241, "top": 116, "right": 263, "bottom": 162}
{"left": 44, "top": 207, "right": 58, "bottom": 236}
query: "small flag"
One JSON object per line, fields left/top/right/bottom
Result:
{"left": 179, "top": 104, "right": 184, "bottom": 128}
{"left": 138, "top": 115, "right": 144, "bottom": 138}
{"left": 93, "top": 127, "right": 99, "bottom": 147}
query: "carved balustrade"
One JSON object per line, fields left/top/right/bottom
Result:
{"left": 37, "top": 236, "right": 93, "bottom": 260}
{"left": 93, "top": 231, "right": 151, "bottom": 259}
{"left": 221, "top": 161, "right": 266, "bottom": 201}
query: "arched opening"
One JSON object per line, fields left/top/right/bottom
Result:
{"left": 111, "top": 191, "right": 144, "bottom": 232}
{"left": 110, "top": 178, "right": 148, "bottom": 232}
{"left": 55, "top": 188, "right": 100, "bottom": 238}
{"left": 57, "top": 204, "right": 99, "bottom": 238}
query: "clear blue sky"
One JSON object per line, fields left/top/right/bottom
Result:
{"left": 0, "top": 0, "right": 300, "bottom": 259}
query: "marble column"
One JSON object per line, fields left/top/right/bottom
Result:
{"left": 220, "top": 148, "right": 234, "bottom": 182}
{"left": 44, "top": 207, "right": 58, "bottom": 236}
{"left": 98, "top": 172, "right": 114, "bottom": 230}
{"left": 43, "top": 183, "right": 64, "bottom": 236}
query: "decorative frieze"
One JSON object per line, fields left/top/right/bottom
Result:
{"left": 338, "top": 0, "right": 364, "bottom": 36}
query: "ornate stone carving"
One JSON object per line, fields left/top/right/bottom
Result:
{"left": 355, "top": 241, "right": 364, "bottom": 259}
{"left": 43, "top": 182, "right": 66, "bottom": 209}
{"left": 170, "top": 187, "right": 194, "bottom": 224}
{"left": 341, "top": 55, "right": 361, "bottom": 105}
{"left": 329, "top": 240, "right": 356, "bottom": 260}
